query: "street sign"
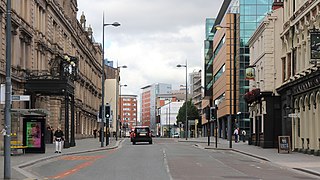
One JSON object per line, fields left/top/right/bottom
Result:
{"left": 12, "top": 95, "right": 30, "bottom": 101}
{"left": 288, "top": 113, "right": 300, "bottom": 118}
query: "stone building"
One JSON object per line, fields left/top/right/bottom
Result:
{"left": 247, "top": 4, "right": 283, "bottom": 148}
{"left": 0, "top": 0, "right": 106, "bottom": 147}
{"left": 277, "top": 0, "right": 320, "bottom": 155}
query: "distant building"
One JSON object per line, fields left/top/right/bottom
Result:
{"left": 120, "top": 95, "right": 138, "bottom": 133}
{"left": 159, "top": 101, "right": 184, "bottom": 137}
{"left": 190, "top": 70, "right": 202, "bottom": 113}
{"left": 140, "top": 83, "right": 172, "bottom": 132}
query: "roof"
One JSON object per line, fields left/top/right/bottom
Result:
{"left": 10, "top": 109, "right": 51, "bottom": 117}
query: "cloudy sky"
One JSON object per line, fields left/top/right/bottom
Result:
{"left": 77, "top": 0, "right": 224, "bottom": 96}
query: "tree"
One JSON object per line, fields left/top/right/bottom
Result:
{"left": 176, "top": 100, "right": 200, "bottom": 125}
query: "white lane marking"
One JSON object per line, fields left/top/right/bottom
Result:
{"left": 196, "top": 162, "right": 203, "bottom": 167}
{"left": 163, "top": 149, "right": 173, "bottom": 180}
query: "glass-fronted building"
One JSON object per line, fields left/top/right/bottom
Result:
{"left": 238, "top": 0, "right": 273, "bottom": 133}
{"left": 204, "top": 18, "right": 215, "bottom": 98}
{"left": 205, "top": 0, "right": 274, "bottom": 139}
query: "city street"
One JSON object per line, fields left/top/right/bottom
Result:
{"left": 23, "top": 138, "right": 317, "bottom": 180}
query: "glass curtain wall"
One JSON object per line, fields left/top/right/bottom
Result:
{"left": 237, "top": 0, "right": 273, "bottom": 131}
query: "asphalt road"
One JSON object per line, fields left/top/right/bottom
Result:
{"left": 26, "top": 138, "right": 317, "bottom": 180}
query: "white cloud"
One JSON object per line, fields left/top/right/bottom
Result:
{"left": 77, "top": 0, "right": 224, "bottom": 96}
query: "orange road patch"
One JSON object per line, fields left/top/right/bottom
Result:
{"left": 49, "top": 161, "right": 94, "bottom": 179}
{"left": 48, "top": 149, "right": 117, "bottom": 179}
{"left": 60, "top": 155, "right": 106, "bottom": 161}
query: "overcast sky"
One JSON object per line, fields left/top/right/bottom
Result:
{"left": 77, "top": 0, "right": 224, "bottom": 96}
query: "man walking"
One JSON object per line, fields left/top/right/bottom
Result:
{"left": 54, "top": 127, "right": 64, "bottom": 153}
{"left": 233, "top": 128, "right": 239, "bottom": 143}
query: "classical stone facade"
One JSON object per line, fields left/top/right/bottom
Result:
{"left": 0, "top": 0, "right": 104, "bottom": 146}
{"left": 278, "top": 0, "right": 320, "bottom": 155}
{"left": 247, "top": 7, "right": 283, "bottom": 148}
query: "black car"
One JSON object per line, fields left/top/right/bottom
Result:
{"left": 132, "top": 126, "right": 152, "bottom": 145}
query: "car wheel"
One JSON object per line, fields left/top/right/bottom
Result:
{"left": 149, "top": 141, "right": 152, "bottom": 144}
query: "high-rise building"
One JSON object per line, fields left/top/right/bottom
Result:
{"left": 141, "top": 83, "right": 172, "bottom": 132}
{"left": 120, "top": 95, "right": 138, "bottom": 134}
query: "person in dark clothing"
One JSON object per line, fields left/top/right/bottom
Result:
{"left": 54, "top": 127, "right": 64, "bottom": 153}
{"left": 93, "top": 129, "right": 97, "bottom": 138}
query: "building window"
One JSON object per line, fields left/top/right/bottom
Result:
{"left": 282, "top": 57, "right": 286, "bottom": 82}
{"left": 287, "top": 53, "right": 291, "bottom": 80}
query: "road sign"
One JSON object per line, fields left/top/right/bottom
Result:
{"left": 288, "top": 113, "right": 300, "bottom": 118}
{"left": 12, "top": 95, "right": 30, "bottom": 101}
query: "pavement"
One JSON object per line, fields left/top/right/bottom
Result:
{"left": 179, "top": 137, "right": 320, "bottom": 178}
{"left": 1, "top": 136, "right": 320, "bottom": 179}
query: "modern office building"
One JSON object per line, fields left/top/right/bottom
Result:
{"left": 140, "top": 83, "right": 172, "bottom": 132}
{"left": 203, "top": 17, "right": 216, "bottom": 137}
{"left": 190, "top": 70, "right": 202, "bottom": 111}
{"left": 205, "top": 0, "right": 274, "bottom": 140}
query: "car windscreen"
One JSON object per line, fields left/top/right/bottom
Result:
{"left": 135, "top": 128, "right": 149, "bottom": 133}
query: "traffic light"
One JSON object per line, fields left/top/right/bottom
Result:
{"left": 99, "top": 104, "right": 111, "bottom": 119}
{"left": 205, "top": 106, "right": 210, "bottom": 120}
{"left": 105, "top": 104, "right": 111, "bottom": 119}
{"left": 210, "top": 105, "right": 218, "bottom": 120}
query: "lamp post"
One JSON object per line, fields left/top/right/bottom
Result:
{"left": 116, "top": 64, "right": 127, "bottom": 141}
{"left": 215, "top": 21, "right": 233, "bottom": 148}
{"left": 101, "top": 15, "right": 120, "bottom": 147}
{"left": 169, "top": 100, "right": 171, "bottom": 138}
{"left": 119, "top": 84, "right": 127, "bottom": 137}
{"left": 177, "top": 60, "right": 188, "bottom": 140}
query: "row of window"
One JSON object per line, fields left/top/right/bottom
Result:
{"left": 123, "top": 98, "right": 137, "bottom": 101}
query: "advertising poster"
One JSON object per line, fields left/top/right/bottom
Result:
{"left": 26, "top": 121, "right": 42, "bottom": 148}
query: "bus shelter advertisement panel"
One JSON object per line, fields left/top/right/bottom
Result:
{"left": 23, "top": 118, "right": 46, "bottom": 153}
{"left": 26, "top": 121, "right": 41, "bottom": 147}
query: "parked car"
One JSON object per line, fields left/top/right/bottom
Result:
{"left": 173, "top": 132, "right": 180, "bottom": 138}
{"left": 131, "top": 126, "right": 152, "bottom": 145}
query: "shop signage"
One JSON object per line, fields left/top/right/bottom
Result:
{"left": 278, "top": 136, "right": 291, "bottom": 154}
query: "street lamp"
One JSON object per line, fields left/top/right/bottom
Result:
{"left": 177, "top": 60, "right": 188, "bottom": 140}
{"left": 215, "top": 22, "right": 233, "bottom": 148}
{"left": 120, "top": 84, "right": 127, "bottom": 137}
{"left": 101, "top": 15, "right": 120, "bottom": 147}
{"left": 116, "top": 64, "right": 127, "bottom": 141}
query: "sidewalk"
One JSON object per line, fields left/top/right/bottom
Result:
{"left": 179, "top": 137, "right": 320, "bottom": 177}
{"left": 0, "top": 137, "right": 122, "bottom": 180}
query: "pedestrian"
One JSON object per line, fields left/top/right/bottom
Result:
{"left": 241, "top": 130, "right": 246, "bottom": 142}
{"left": 93, "top": 129, "right": 97, "bottom": 138}
{"left": 54, "top": 126, "right": 64, "bottom": 153}
{"left": 233, "top": 128, "right": 239, "bottom": 143}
